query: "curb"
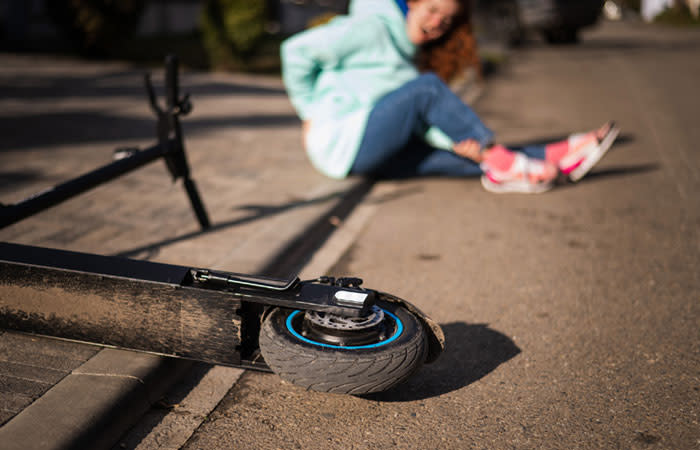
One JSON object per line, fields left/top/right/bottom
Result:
{"left": 0, "top": 349, "right": 193, "bottom": 450}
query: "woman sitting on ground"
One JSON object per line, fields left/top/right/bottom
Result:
{"left": 281, "top": 0, "right": 619, "bottom": 193}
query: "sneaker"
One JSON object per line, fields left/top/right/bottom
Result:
{"left": 480, "top": 153, "right": 558, "bottom": 194}
{"left": 560, "top": 121, "right": 620, "bottom": 182}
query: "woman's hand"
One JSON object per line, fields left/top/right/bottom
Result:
{"left": 302, "top": 120, "right": 312, "bottom": 144}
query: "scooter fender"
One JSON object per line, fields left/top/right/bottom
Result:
{"left": 375, "top": 290, "right": 445, "bottom": 364}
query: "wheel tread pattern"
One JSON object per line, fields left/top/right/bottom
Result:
{"left": 259, "top": 303, "right": 428, "bottom": 394}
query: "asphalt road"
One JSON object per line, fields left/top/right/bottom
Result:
{"left": 179, "top": 20, "right": 699, "bottom": 450}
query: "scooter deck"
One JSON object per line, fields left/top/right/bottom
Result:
{"left": 0, "top": 242, "right": 373, "bottom": 370}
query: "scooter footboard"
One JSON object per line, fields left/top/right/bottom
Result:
{"left": 0, "top": 244, "right": 245, "bottom": 367}
{"left": 0, "top": 242, "right": 376, "bottom": 370}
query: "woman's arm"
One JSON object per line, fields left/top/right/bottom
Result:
{"left": 280, "top": 16, "right": 383, "bottom": 120}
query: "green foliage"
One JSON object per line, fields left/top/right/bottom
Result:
{"left": 200, "top": 0, "right": 268, "bottom": 69}
{"left": 654, "top": 4, "right": 700, "bottom": 26}
{"left": 45, "top": 0, "right": 146, "bottom": 55}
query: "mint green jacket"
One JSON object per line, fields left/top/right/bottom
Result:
{"left": 281, "top": 0, "right": 453, "bottom": 178}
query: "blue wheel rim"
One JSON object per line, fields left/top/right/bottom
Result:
{"left": 285, "top": 308, "right": 404, "bottom": 349}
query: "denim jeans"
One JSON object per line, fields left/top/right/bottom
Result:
{"left": 350, "top": 73, "right": 546, "bottom": 178}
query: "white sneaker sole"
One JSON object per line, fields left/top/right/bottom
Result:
{"left": 480, "top": 175, "right": 554, "bottom": 194}
{"left": 568, "top": 125, "right": 620, "bottom": 182}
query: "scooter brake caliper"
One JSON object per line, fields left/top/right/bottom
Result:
{"left": 303, "top": 276, "right": 391, "bottom": 345}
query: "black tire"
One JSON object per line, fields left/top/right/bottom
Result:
{"left": 259, "top": 301, "right": 428, "bottom": 395}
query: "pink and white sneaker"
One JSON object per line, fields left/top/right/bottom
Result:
{"left": 480, "top": 153, "right": 558, "bottom": 194}
{"left": 559, "top": 122, "right": 620, "bottom": 182}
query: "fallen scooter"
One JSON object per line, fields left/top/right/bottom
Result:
{"left": 0, "top": 57, "right": 443, "bottom": 394}
{"left": 0, "top": 242, "right": 443, "bottom": 394}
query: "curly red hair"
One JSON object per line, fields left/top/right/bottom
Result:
{"left": 415, "top": 0, "right": 481, "bottom": 83}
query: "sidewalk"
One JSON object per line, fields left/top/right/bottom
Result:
{"left": 0, "top": 53, "right": 371, "bottom": 449}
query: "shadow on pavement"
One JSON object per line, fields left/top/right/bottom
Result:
{"left": 0, "top": 169, "right": 46, "bottom": 194}
{"left": 113, "top": 189, "right": 350, "bottom": 260}
{"left": 507, "top": 132, "right": 636, "bottom": 150}
{"left": 576, "top": 162, "right": 661, "bottom": 182}
{"left": 0, "top": 70, "right": 286, "bottom": 101}
{"left": 367, "top": 185, "right": 425, "bottom": 204}
{"left": 366, "top": 322, "right": 521, "bottom": 402}
{"left": 0, "top": 111, "right": 298, "bottom": 152}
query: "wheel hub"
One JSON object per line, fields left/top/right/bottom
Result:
{"left": 299, "top": 305, "right": 390, "bottom": 346}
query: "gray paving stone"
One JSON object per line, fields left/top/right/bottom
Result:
{"left": 0, "top": 410, "right": 17, "bottom": 426}
{"left": 0, "top": 375, "right": 52, "bottom": 398}
{"left": 0, "top": 332, "right": 99, "bottom": 363}
{"left": 0, "top": 361, "right": 67, "bottom": 385}
{"left": 0, "top": 392, "right": 34, "bottom": 412}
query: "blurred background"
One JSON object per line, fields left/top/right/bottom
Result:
{"left": 1, "top": 0, "right": 698, "bottom": 74}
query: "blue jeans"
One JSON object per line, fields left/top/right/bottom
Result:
{"left": 350, "top": 73, "right": 546, "bottom": 178}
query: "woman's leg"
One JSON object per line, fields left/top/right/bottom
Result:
{"left": 351, "top": 73, "right": 494, "bottom": 176}
{"left": 511, "top": 121, "right": 616, "bottom": 166}
{"left": 355, "top": 137, "right": 482, "bottom": 178}
{"left": 351, "top": 73, "right": 560, "bottom": 192}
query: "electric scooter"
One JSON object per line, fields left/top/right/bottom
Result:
{"left": 0, "top": 56, "right": 443, "bottom": 395}
{"left": 0, "top": 242, "right": 443, "bottom": 394}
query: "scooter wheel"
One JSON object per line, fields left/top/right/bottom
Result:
{"left": 259, "top": 300, "right": 427, "bottom": 395}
